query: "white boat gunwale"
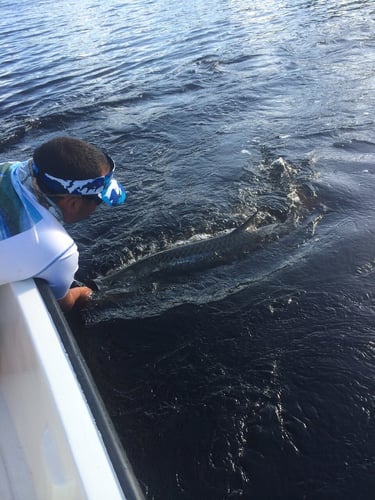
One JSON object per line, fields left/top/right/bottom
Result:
{"left": 0, "top": 278, "right": 145, "bottom": 500}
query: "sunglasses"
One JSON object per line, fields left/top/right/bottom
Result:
{"left": 83, "top": 194, "right": 102, "bottom": 205}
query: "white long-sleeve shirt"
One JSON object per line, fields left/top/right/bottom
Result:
{"left": 0, "top": 161, "right": 78, "bottom": 299}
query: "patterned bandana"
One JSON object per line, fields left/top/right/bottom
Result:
{"left": 31, "top": 156, "right": 126, "bottom": 206}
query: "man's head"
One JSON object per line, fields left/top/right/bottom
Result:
{"left": 32, "top": 137, "right": 126, "bottom": 223}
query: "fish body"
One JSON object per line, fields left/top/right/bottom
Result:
{"left": 95, "top": 213, "right": 295, "bottom": 290}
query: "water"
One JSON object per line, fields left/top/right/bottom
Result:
{"left": 1, "top": 0, "right": 375, "bottom": 498}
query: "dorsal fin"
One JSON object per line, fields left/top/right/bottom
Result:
{"left": 233, "top": 211, "right": 259, "bottom": 233}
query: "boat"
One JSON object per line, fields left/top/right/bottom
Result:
{"left": 0, "top": 278, "right": 145, "bottom": 500}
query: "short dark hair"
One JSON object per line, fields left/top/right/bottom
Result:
{"left": 33, "top": 137, "right": 110, "bottom": 180}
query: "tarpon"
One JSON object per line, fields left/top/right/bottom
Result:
{"left": 93, "top": 212, "right": 297, "bottom": 290}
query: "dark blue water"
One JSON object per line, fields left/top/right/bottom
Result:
{"left": 1, "top": 0, "right": 375, "bottom": 498}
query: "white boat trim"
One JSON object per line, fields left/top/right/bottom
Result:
{"left": 0, "top": 279, "right": 144, "bottom": 500}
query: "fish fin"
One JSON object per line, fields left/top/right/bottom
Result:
{"left": 234, "top": 211, "right": 260, "bottom": 233}
{"left": 87, "top": 278, "right": 101, "bottom": 291}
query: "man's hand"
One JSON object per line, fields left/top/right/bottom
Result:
{"left": 58, "top": 286, "right": 93, "bottom": 312}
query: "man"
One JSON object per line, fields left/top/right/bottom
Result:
{"left": 0, "top": 136, "right": 126, "bottom": 311}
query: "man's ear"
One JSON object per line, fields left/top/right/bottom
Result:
{"left": 55, "top": 195, "right": 82, "bottom": 223}
{"left": 55, "top": 195, "right": 76, "bottom": 211}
